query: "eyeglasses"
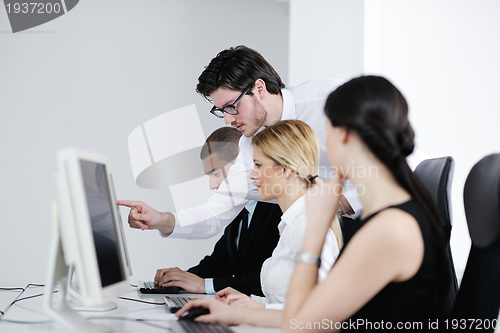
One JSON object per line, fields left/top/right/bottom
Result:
{"left": 210, "top": 88, "right": 249, "bottom": 118}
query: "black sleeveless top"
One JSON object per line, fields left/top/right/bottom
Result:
{"left": 343, "top": 199, "right": 447, "bottom": 331}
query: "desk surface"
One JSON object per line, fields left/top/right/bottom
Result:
{"left": 0, "top": 285, "right": 281, "bottom": 333}
{"left": 3, "top": 285, "right": 500, "bottom": 332}
{"left": 0, "top": 287, "right": 24, "bottom": 317}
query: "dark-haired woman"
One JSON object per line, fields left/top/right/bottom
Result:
{"left": 283, "top": 75, "right": 453, "bottom": 332}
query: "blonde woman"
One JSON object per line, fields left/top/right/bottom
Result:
{"left": 176, "top": 120, "right": 342, "bottom": 326}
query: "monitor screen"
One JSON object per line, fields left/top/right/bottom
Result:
{"left": 80, "top": 160, "right": 126, "bottom": 288}
{"left": 47, "top": 148, "right": 131, "bottom": 332}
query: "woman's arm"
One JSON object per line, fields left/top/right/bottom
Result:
{"left": 282, "top": 181, "right": 341, "bottom": 330}
{"left": 283, "top": 206, "right": 424, "bottom": 333}
{"left": 176, "top": 299, "right": 282, "bottom": 327}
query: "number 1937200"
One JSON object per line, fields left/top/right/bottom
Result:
{"left": 6, "top": 2, "right": 62, "bottom": 14}
{"left": 444, "top": 319, "right": 497, "bottom": 330}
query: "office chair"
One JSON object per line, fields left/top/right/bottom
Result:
{"left": 413, "top": 156, "right": 458, "bottom": 318}
{"left": 414, "top": 156, "right": 455, "bottom": 241}
{"left": 451, "top": 153, "right": 500, "bottom": 328}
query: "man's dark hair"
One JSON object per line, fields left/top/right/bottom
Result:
{"left": 196, "top": 45, "right": 285, "bottom": 100}
{"left": 200, "top": 127, "right": 242, "bottom": 163}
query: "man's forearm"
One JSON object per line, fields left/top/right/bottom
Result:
{"left": 157, "top": 212, "right": 175, "bottom": 235}
{"left": 168, "top": 199, "right": 248, "bottom": 239}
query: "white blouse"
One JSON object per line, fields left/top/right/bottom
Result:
{"left": 258, "top": 195, "right": 339, "bottom": 305}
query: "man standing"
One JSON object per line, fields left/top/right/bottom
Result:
{"left": 119, "top": 45, "right": 360, "bottom": 239}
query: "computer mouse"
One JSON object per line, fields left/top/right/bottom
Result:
{"left": 179, "top": 306, "right": 210, "bottom": 321}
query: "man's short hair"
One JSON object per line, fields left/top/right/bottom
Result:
{"left": 196, "top": 45, "right": 285, "bottom": 100}
{"left": 200, "top": 127, "right": 242, "bottom": 163}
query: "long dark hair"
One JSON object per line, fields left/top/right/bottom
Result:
{"left": 325, "top": 75, "right": 451, "bottom": 316}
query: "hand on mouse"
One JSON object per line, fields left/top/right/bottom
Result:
{"left": 176, "top": 299, "right": 238, "bottom": 325}
{"left": 178, "top": 306, "right": 210, "bottom": 320}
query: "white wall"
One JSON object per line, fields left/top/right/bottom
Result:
{"left": 3, "top": 0, "right": 497, "bottom": 290}
{"left": 0, "top": 0, "right": 289, "bottom": 287}
{"left": 367, "top": 0, "right": 500, "bottom": 280}
{"left": 289, "top": 0, "right": 500, "bottom": 281}
{"left": 289, "top": 0, "right": 365, "bottom": 85}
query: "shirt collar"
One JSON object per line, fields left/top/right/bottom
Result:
{"left": 245, "top": 200, "right": 257, "bottom": 216}
{"left": 280, "top": 88, "right": 295, "bottom": 121}
{"left": 277, "top": 195, "right": 305, "bottom": 235}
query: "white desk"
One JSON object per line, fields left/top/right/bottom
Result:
{"left": 0, "top": 287, "right": 25, "bottom": 317}
{"left": 0, "top": 285, "right": 281, "bottom": 333}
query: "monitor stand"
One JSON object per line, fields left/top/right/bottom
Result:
{"left": 66, "top": 266, "right": 117, "bottom": 312}
{"left": 29, "top": 218, "right": 112, "bottom": 332}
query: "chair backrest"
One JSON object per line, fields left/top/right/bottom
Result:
{"left": 413, "top": 156, "right": 457, "bottom": 318}
{"left": 451, "top": 153, "right": 500, "bottom": 327}
{"left": 414, "top": 156, "right": 455, "bottom": 241}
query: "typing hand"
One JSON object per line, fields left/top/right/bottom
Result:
{"left": 216, "top": 287, "right": 243, "bottom": 303}
{"left": 225, "top": 294, "right": 264, "bottom": 309}
{"left": 155, "top": 267, "right": 205, "bottom": 294}
{"left": 116, "top": 200, "right": 175, "bottom": 235}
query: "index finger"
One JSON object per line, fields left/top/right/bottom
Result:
{"left": 225, "top": 294, "right": 243, "bottom": 302}
{"left": 225, "top": 294, "right": 247, "bottom": 306}
{"left": 219, "top": 294, "right": 239, "bottom": 305}
{"left": 116, "top": 200, "right": 142, "bottom": 210}
{"left": 215, "top": 289, "right": 227, "bottom": 300}
{"left": 155, "top": 268, "right": 168, "bottom": 284}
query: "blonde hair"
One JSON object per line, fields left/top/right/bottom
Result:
{"left": 252, "top": 120, "right": 320, "bottom": 187}
{"left": 252, "top": 120, "right": 343, "bottom": 249}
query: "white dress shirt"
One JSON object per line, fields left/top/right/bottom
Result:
{"left": 163, "top": 151, "right": 256, "bottom": 239}
{"left": 166, "top": 79, "right": 351, "bottom": 239}
{"left": 256, "top": 195, "right": 339, "bottom": 305}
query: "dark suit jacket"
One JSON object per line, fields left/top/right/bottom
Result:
{"left": 187, "top": 202, "right": 282, "bottom": 296}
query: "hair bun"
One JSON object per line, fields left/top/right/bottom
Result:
{"left": 308, "top": 175, "right": 318, "bottom": 183}
{"left": 396, "top": 126, "right": 415, "bottom": 157}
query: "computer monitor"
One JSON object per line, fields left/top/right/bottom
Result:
{"left": 42, "top": 148, "right": 131, "bottom": 332}
{"left": 65, "top": 163, "right": 133, "bottom": 312}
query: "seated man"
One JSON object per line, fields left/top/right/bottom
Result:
{"left": 154, "top": 127, "right": 282, "bottom": 296}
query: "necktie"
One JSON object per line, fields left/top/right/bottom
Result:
{"left": 237, "top": 208, "right": 249, "bottom": 254}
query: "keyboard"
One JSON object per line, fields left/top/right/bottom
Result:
{"left": 175, "top": 320, "right": 234, "bottom": 333}
{"left": 139, "top": 281, "right": 187, "bottom": 294}
{"left": 164, "top": 295, "right": 199, "bottom": 313}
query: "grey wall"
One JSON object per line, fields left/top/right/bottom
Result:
{"left": 289, "top": 0, "right": 365, "bottom": 85}
{"left": 372, "top": 0, "right": 500, "bottom": 279}
{"left": 287, "top": 0, "right": 500, "bottom": 282}
{"left": 0, "top": 0, "right": 289, "bottom": 286}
